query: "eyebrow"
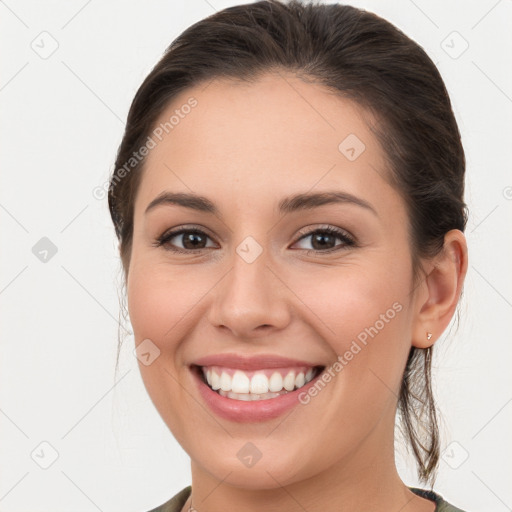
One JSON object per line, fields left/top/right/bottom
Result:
{"left": 144, "top": 190, "right": 378, "bottom": 217}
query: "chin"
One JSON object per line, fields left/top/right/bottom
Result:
{"left": 192, "top": 444, "right": 323, "bottom": 491}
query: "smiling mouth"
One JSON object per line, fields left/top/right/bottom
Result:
{"left": 192, "top": 364, "right": 325, "bottom": 401}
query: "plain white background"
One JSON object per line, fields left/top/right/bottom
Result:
{"left": 1, "top": 1, "right": 511, "bottom": 511}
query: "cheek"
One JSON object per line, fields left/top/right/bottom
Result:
{"left": 278, "top": 266, "right": 413, "bottom": 464}
{"left": 300, "top": 261, "right": 409, "bottom": 333}
{"left": 293, "top": 261, "right": 413, "bottom": 390}
{"left": 127, "top": 263, "right": 201, "bottom": 353}
{"left": 126, "top": 264, "right": 203, "bottom": 443}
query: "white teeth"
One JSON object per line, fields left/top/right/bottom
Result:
{"left": 219, "top": 389, "right": 281, "bottom": 400}
{"left": 201, "top": 366, "right": 319, "bottom": 398}
{"left": 295, "top": 372, "right": 305, "bottom": 388}
{"left": 228, "top": 391, "right": 252, "bottom": 401}
{"left": 211, "top": 370, "right": 221, "bottom": 390}
{"left": 231, "top": 370, "right": 250, "bottom": 394}
{"left": 268, "top": 372, "right": 283, "bottom": 392}
{"left": 250, "top": 373, "right": 269, "bottom": 394}
{"left": 283, "top": 371, "right": 296, "bottom": 391}
{"left": 220, "top": 371, "right": 231, "bottom": 391}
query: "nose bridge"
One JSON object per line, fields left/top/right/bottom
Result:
{"left": 209, "top": 238, "right": 290, "bottom": 337}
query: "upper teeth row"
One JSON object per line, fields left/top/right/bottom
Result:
{"left": 202, "top": 367, "right": 316, "bottom": 394}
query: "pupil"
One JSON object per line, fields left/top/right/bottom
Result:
{"left": 313, "top": 233, "right": 334, "bottom": 250}
{"left": 184, "top": 233, "right": 205, "bottom": 249}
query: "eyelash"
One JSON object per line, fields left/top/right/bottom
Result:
{"left": 153, "top": 225, "right": 356, "bottom": 255}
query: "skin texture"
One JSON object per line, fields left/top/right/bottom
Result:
{"left": 126, "top": 72, "right": 468, "bottom": 512}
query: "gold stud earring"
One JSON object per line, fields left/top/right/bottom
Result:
{"left": 426, "top": 332, "right": 433, "bottom": 341}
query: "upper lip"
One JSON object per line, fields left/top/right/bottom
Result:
{"left": 192, "top": 353, "right": 324, "bottom": 371}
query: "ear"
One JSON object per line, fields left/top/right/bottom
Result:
{"left": 411, "top": 229, "right": 468, "bottom": 348}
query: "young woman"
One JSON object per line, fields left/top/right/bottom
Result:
{"left": 108, "top": 1, "right": 469, "bottom": 510}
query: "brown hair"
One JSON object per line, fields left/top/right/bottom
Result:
{"left": 108, "top": 0, "right": 467, "bottom": 486}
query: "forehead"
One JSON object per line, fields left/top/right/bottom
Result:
{"left": 134, "top": 71, "right": 397, "bottom": 219}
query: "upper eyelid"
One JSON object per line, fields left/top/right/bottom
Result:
{"left": 159, "top": 225, "right": 350, "bottom": 238}
{"left": 296, "top": 225, "right": 353, "bottom": 239}
{"left": 160, "top": 224, "right": 216, "bottom": 239}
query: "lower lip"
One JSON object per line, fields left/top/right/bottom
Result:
{"left": 192, "top": 366, "right": 324, "bottom": 423}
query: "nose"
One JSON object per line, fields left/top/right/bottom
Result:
{"left": 207, "top": 247, "right": 291, "bottom": 339}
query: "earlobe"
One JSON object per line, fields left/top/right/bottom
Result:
{"left": 412, "top": 229, "right": 468, "bottom": 349}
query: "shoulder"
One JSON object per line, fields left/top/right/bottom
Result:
{"left": 145, "top": 486, "right": 191, "bottom": 512}
{"left": 410, "top": 487, "right": 468, "bottom": 512}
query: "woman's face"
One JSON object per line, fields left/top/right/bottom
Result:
{"left": 127, "top": 72, "right": 425, "bottom": 488}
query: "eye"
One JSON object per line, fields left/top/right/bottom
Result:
{"left": 153, "top": 224, "right": 356, "bottom": 255}
{"left": 153, "top": 226, "right": 217, "bottom": 254}
{"left": 291, "top": 225, "right": 356, "bottom": 253}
